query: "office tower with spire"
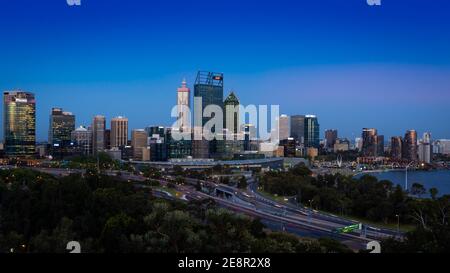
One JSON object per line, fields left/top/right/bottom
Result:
{"left": 3, "top": 91, "right": 36, "bottom": 157}
{"left": 176, "top": 79, "right": 191, "bottom": 132}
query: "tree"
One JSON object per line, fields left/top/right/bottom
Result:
{"left": 429, "top": 188, "right": 439, "bottom": 200}
{"left": 411, "top": 183, "right": 426, "bottom": 198}
{"left": 238, "top": 176, "right": 248, "bottom": 189}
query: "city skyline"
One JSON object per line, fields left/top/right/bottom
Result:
{"left": 1, "top": 0, "right": 450, "bottom": 140}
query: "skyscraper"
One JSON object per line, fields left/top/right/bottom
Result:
{"left": 325, "top": 129, "right": 338, "bottom": 151}
{"left": 49, "top": 107, "right": 75, "bottom": 158}
{"left": 224, "top": 91, "right": 240, "bottom": 134}
{"left": 304, "top": 115, "right": 320, "bottom": 148}
{"left": 3, "top": 91, "right": 36, "bottom": 157}
{"left": 194, "top": 71, "right": 224, "bottom": 129}
{"left": 390, "top": 136, "right": 403, "bottom": 160}
{"left": 403, "top": 130, "right": 418, "bottom": 161}
{"left": 278, "top": 115, "right": 290, "bottom": 141}
{"left": 362, "top": 128, "right": 378, "bottom": 157}
{"left": 290, "top": 115, "right": 305, "bottom": 144}
{"left": 176, "top": 79, "right": 191, "bottom": 131}
{"left": 71, "top": 126, "right": 92, "bottom": 156}
{"left": 131, "top": 129, "right": 148, "bottom": 161}
{"left": 111, "top": 116, "right": 128, "bottom": 148}
{"left": 92, "top": 115, "right": 106, "bottom": 155}
{"left": 377, "top": 135, "right": 385, "bottom": 156}
{"left": 418, "top": 132, "right": 432, "bottom": 164}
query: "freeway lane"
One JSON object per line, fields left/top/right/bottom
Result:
{"left": 27, "top": 167, "right": 397, "bottom": 249}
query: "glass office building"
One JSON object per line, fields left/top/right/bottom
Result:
{"left": 49, "top": 107, "right": 75, "bottom": 158}
{"left": 304, "top": 115, "right": 320, "bottom": 148}
{"left": 3, "top": 91, "right": 36, "bottom": 157}
{"left": 194, "top": 71, "right": 224, "bottom": 129}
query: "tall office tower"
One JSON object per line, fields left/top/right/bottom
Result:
{"left": 92, "top": 115, "right": 106, "bottom": 155}
{"left": 403, "top": 130, "right": 418, "bottom": 161}
{"left": 278, "top": 115, "right": 290, "bottom": 141}
{"left": 176, "top": 79, "right": 191, "bottom": 131}
{"left": 418, "top": 132, "right": 432, "bottom": 164}
{"left": 324, "top": 129, "right": 338, "bottom": 151}
{"left": 104, "top": 129, "right": 111, "bottom": 150}
{"left": 71, "top": 126, "right": 92, "bottom": 156}
{"left": 3, "top": 91, "right": 36, "bottom": 157}
{"left": 304, "top": 115, "right": 320, "bottom": 148}
{"left": 131, "top": 129, "right": 148, "bottom": 161}
{"left": 194, "top": 71, "right": 224, "bottom": 129}
{"left": 290, "top": 115, "right": 305, "bottom": 144}
{"left": 224, "top": 91, "right": 240, "bottom": 134}
{"left": 377, "top": 135, "right": 385, "bottom": 156}
{"left": 355, "top": 137, "right": 363, "bottom": 151}
{"left": 111, "top": 116, "right": 128, "bottom": 148}
{"left": 362, "top": 128, "right": 378, "bottom": 156}
{"left": 242, "top": 124, "right": 257, "bottom": 151}
{"left": 48, "top": 107, "right": 75, "bottom": 158}
{"left": 390, "top": 136, "right": 403, "bottom": 160}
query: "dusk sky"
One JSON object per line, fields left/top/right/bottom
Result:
{"left": 1, "top": 0, "right": 449, "bottom": 141}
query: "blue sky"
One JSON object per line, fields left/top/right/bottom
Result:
{"left": 1, "top": 0, "right": 449, "bottom": 141}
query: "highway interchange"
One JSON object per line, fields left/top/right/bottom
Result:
{"left": 8, "top": 165, "right": 402, "bottom": 251}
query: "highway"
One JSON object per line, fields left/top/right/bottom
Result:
{"left": 25, "top": 166, "right": 401, "bottom": 250}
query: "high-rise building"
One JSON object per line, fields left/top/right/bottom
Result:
{"left": 176, "top": 79, "right": 191, "bottom": 131}
{"left": 224, "top": 91, "right": 240, "bottom": 134}
{"left": 325, "top": 129, "right": 338, "bottom": 151}
{"left": 290, "top": 115, "right": 305, "bottom": 144}
{"left": 304, "top": 115, "right": 320, "bottom": 148}
{"left": 104, "top": 129, "right": 111, "bottom": 150}
{"left": 3, "top": 91, "right": 36, "bottom": 157}
{"left": 71, "top": 126, "right": 92, "bottom": 156}
{"left": 278, "top": 115, "right": 290, "bottom": 141}
{"left": 390, "top": 136, "right": 403, "bottom": 160}
{"left": 403, "top": 130, "right": 418, "bottom": 161}
{"left": 418, "top": 132, "right": 432, "bottom": 164}
{"left": 111, "top": 116, "right": 128, "bottom": 148}
{"left": 433, "top": 139, "right": 450, "bottom": 155}
{"left": 280, "top": 138, "right": 296, "bottom": 157}
{"left": 362, "top": 128, "right": 378, "bottom": 157}
{"left": 131, "top": 129, "right": 148, "bottom": 161}
{"left": 92, "top": 115, "right": 106, "bottom": 155}
{"left": 377, "top": 135, "right": 385, "bottom": 156}
{"left": 355, "top": 137, "right": 363, "bottom": 151}
{"left": 48, "top": 107, "right": 75, "bottom": 158}
{"left": 242, "top": 124, "right": 257, "bottom": 151}
{"left": 194, "top": 71, "right": 224, "bottom": 129}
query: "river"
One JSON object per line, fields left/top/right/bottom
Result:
{"left": 355, "top": 170, "right": 450, "bottom": 197}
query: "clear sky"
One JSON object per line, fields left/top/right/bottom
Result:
{"left": 1, "top": 0, "right": 449, "bottom": 141}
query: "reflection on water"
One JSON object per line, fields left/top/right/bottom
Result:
{"left": 355, "top": 170, "right": 450, "bottom": 197}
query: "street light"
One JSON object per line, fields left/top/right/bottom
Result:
{"left": 395, "top": 214, "right": 400, "bottom": 237}
{"left": 405, "top": 161, "right": 415, "bottom": 191}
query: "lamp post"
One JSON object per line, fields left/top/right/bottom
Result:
{"left": 405, "top": 161, "right": 414, "bottom": 191}
{"left": 395, "top": 214, "right": 400, "bottom": 238}
{"left": 308, "top": 199, "right": 314, "bottom": 224}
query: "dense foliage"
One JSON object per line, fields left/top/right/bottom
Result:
{"left": 0, "top": 168, "right": 349, "bottom": 253}
{"left": 260, "top": 164, "right": 450, "bottom": 252}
